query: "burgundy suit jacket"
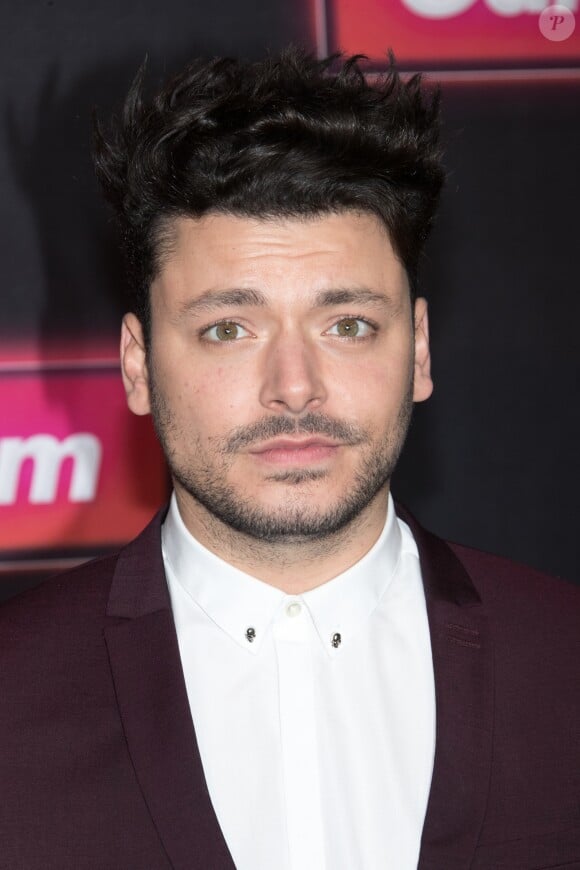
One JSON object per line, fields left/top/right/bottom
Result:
{"left": 1, "top": 506, "right": 579, "bottom": 870}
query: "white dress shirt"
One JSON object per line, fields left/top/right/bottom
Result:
{"left": 162, "top": 493, "right": 436, "bottom": 870}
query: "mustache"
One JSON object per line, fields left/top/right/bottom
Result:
{"left": 222, "top": 413, "right": 367, "bottom": 453}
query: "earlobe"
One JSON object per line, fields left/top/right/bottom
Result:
{"left": 412, "top": 297, "right": 433, "bottom": 403}
{"left": 120, "top": 313, "right": 151, "bottom": 416}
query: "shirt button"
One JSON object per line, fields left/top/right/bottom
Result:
{"left": 286, "top": 601, "right": 302, "bottom": 618}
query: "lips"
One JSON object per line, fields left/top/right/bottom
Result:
{"left": 249, "top": 437, "right": 341, "bottom": 465}
{"left": 251, "top": 437, "right": 338, "bottom": 452}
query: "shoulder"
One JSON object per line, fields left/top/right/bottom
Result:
{"left": 0, "top": 507, "right": 165, "bottom": 650}
{"left": 447, "top": 540, "right": 580, "bottom": 661}
{"left": 0, "top": 553, "right": 121, "bottom": 655}
{"left": 397, "top": 500, "right": 580, "bottom": 663}
{"left": 0, "top": 555, "right": 125, "bottom": 720}
{"left": 397, "top": 500, "right": 579, "bottom": 612}
{"left": 0, "top": 511, "right": 167, "bottom": 736}
{"left": 449, "top": 539, "right": 579, "bottom": 611}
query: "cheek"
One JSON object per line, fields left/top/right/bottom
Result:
{"left": 332, "top": 355, "right": 411, "bottom": 415}
{"left": 172, "top": 364, "right": 257, "bottom": 433}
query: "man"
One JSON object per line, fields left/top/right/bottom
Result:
{"left": 1, "top": 48, "right": 579, "bottom": 870}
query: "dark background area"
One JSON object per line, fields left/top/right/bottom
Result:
{"left": 1, "top": 0, "right": 578, "bottom": 602}
{"left": 394, "top": 78, "right": 580, "bottom": 583}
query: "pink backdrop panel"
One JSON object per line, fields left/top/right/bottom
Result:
{"left": 0, "top": 355, "right": 167, "bottom": 556}
{"left": 325, "top": 0, "right": 580, "bottom": 66}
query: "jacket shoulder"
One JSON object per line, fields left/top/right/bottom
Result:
{"left": 0, "top": 508, "right": 166, "bottom": 637}
{"left": 0, "top": 552, "right": 121, "bottom": 648}
{"left": 448, "top": 540, "right": 579, "bottom": 604}
{"left": 446, "top": 540, "right": 580, "bottom": 651}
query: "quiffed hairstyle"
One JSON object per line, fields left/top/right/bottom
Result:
{"left": 93, "top": 47, "right": 444, "bottom": 342}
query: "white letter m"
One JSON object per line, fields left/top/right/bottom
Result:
{"left": 0, "top": 434, "right": 102, "bottom": 505}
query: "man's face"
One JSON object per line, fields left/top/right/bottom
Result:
{"left": 121, "top": 211, "right": 432, "bottom": 543}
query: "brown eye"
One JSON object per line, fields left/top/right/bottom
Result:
{"left": 326, "top": 318, "right": 374, "bottom": 340}
{"left": 206, "top": 321, "right": 241, "bottom": 341}
{"left": 336, "top": 318, "right": 360, "bottom": 337}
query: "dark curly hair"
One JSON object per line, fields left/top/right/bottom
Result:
{"left": 93, "top": 47, "right": 444, "bottom": 343}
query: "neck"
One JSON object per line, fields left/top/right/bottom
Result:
{"left": 173, "top": 487, "right": 390, "bottom": 594}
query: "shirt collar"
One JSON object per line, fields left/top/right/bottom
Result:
{"left": 162, "top": 492, "right": 404, "bottom": 656}
{"left": 301, "top": 495, "right": 403, "bottom": 655}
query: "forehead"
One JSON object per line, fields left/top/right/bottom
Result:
{"left": 152, "top": 210, "right": 409, "bottom": 304}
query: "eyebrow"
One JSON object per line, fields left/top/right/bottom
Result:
{"left": 177, "top": 286, "right": 396, "bottom": 318}
{"left": 313, "top": 288, "right": 396, "bottom": 310}
{"left": 177, "top": 288, "right": 268, "bottom": 318}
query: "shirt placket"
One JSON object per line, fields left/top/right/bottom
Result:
{"left": 273, "top": 599, "right": 326, "bottom": 870}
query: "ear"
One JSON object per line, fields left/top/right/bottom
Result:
{"left": 412, "top": 297, "right": 433, "bottom": 403}
{"left": 120, "top": 313, "right": 151, "bottom": 416}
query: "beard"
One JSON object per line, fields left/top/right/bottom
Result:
{"left": 149, "top": 378, "right": 414, "bottom": 544}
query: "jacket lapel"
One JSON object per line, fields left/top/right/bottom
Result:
{"left": 399, "top": 510, "right": 494, "bottom": 870}
{"left": 104, "top": 514, "right": 235, "bottom": 870}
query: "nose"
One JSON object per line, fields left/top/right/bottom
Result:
{"left": 259, "top": 330, "right": 327, "bottom": 414}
